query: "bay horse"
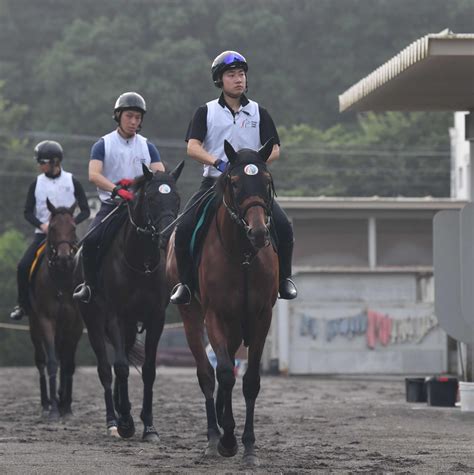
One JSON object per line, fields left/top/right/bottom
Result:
{"left": 29, "top": 199, "right": 83, "bottom": 421}
{"left": 74, "top": 163, "right": 183, "bottom": 441}
{"left": 166, "top": 139, "right": 278, "bottom": 466}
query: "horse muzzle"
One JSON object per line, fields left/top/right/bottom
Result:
{"left": 246, "top": 224, "right": 270, "bottom": 249}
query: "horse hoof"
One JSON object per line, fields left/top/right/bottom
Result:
{"left": 49, "top": 410, "right": 60, "bottom": 423}
{"left": 205, "top": 436, "right": 219, "bottom": 457}
{"left": 142, "top": 424, "right": 159, "bottom": 443}
{"left": 107, "top": 425, "right": 120, "bottom": 437}
{"left": 142, "top": 432, "right": 160, "bottom": 443}
{"left": 117, "top": 416, "right": 135, "bottom": 439}
{"left": 243, "top": 450, "right": 259, "bottom": 467}
{"left": 218, "top": 440, "right": 238, "bottom": 458}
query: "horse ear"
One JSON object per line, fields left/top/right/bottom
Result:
{"left": 170, "top": 160, "right": 185, "bottom": 182}
{"left": 224, "top": 140, "right": 237, "bottom": 164}
{"left": 46, "top": 198, "right": 56, "bottom": 214}
{"left": 68, "top": 201, "right": 77, "bottom": 216}
{"left": 142, "top": 163, "right": 153, "bottom": 180}
{"left": 258, "top": 138, "right": 274, "bottom": 162}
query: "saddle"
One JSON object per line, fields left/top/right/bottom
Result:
{"left": 95, "top": 206, "right": 128, "bottom": 266}
{"left": 29, "top": 241, "right": 47, "bottom": 282}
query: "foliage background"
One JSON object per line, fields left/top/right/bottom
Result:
{"left": 0, "top": 0, "right": 472, "bottom": 364}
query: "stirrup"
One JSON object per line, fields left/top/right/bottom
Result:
{"left": 278, "top": 278, "right": 297, "bottom": 300}
{"left": 170, "top": 283, "right": 192, "bottom": 305}
{"left": 10, "top": 305, "right": 26, "bottom": 321}
{"left": 73, "top": 283, "right": 92, "bottom": 303}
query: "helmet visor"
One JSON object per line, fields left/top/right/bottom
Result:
{"left": 222, "top": 52, "right": 246, "bottom": 65}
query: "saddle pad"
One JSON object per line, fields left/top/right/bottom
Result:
{"left": 29, "top": 242, "right": 46, "bottom": 281}
{"left": 189, "top": 193, "right": 217, "bottom": 261}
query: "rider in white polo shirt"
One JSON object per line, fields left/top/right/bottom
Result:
{"left": 170, "top": 50, "right": 298, "bottom": 305}
{"left": 72, "top": 92, "right": 165, "bottom": 303}
{"left": 10, "top": 141, "right": 90, "bottom": 320}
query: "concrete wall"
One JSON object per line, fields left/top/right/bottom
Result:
{"left": 274, "top": 271, "right": 447, "bottom": 374}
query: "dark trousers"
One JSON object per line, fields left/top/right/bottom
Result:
{"left": 81, "top": 202, "right": 119, "bottom": 288}
{"left": 174, "top": 177, "right": 294, "bottom": 285}
{"left": 17, "top": 233, "right": 46, "bottom": 308}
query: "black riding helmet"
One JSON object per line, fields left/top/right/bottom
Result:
{"left": 34, "top": 140, "right": 63, "bottom": 164}
{"left": 211, "top": 50, "right": 248, "bottom": 88}
{"left": 113, "top": 91, "right": 147, "bottom": 124}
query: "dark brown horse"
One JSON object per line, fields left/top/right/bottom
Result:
{"left": 29, "top": 199, "right": 83, "bottom": 421}
{"left": 74, "top": 163, "right": 183, "bottom": 441}
{"left": 167, "top": 140, "right": 278, "bottom": 466}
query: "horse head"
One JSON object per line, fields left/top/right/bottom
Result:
{"left": 130, "top": 162, "right": 184, "bottom": 249}
{"left": 46, "top": 198, "right": 78, "bottom": 271}
{"left": 219, "top": 139, "right": 275, "bottom": 250}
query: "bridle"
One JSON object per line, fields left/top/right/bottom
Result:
{"left": 47, "top": 239, "right": 78, "bottom": 268}
{"left": 218, "top": 161, "right": 275, "bottom": 265}
{"left": 222, "top": 162, "right": 275, "bottom": 237}
{"left": 123, "top": 179, "right": 178, "bottom": 275}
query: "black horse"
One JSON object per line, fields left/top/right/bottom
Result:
{"left": 74, "top": 163, "right": 183, "bottom": 441}
{"left": 29, "top": 199, "right": 83, "bottom": 420}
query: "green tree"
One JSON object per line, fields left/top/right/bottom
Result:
{"left": 276, "top": 112, "right": 450, "bottom": 196}
{"left": 0, "top": 229, "right": 32, "bottom": 365}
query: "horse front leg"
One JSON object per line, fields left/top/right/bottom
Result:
{"left": 82, "top": 307, "right": 118, "bottom": 436}
{"left": 109, "top": 320, "right": 134, "bottom": 439}
{"left": 207, "top": 310, "right": 237, "bottom": 458}
{"left": 29, "top": 319, "right": 50, "bottom": 416}
{"left": 38, "top": 316, "right": 60, "bottom": 422}
{"left": 181, "top": 300, "right": 221, "bottom": 456}
{"left": 139, "top": 315, "right": 164, "bottom": 443}
{"left": 57, "top": 321, "right": 82, "bottom": 418}
{"left": 241, "top": 308, "right": 272, "bottom": 467}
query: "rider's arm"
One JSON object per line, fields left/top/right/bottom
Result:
{"left": 89, "top": 159, "right": 116, "bottom": 193}
{"left": 72, "top": 177, "right": 91, "bottom": 224}
{"left": 148, "top": 142, "right": 165, "bottom": 172}
{"left": 187, "top": 139, "right": 218, "bottom": 167}
{"left": 259, "top": 106, "right": 281, "bottom": 164}
{"left": 24, "top": 179, "right": 44, "bottom": 230}
{"left": 186, "top": 105, "right": 219, "bottom": 166}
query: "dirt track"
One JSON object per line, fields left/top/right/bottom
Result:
{"left": 0, "top": 366, "right": 473, "bottom": 474}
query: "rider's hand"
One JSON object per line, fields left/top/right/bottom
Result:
{"left": 213, "top": 159, "right": 228, "bottom": 173}
{"left": 117, "top": 188, "right": 134, "bottom": 201}
{"left": 116, "top": 178, "right": 134, "bottom": 188}
{"left": 39, "top": 223, "right": 49, "bottom": 234}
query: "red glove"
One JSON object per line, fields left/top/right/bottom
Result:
{"left": 116, "top": 178, "right": 134, "bottom": 188}
{"left": 117, "top": 188, "right": 134, "bottom": 201}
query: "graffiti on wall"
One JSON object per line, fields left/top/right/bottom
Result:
{"left": 299, "top": 309, "right": 438, "bottom": 348}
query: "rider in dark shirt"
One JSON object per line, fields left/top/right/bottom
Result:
{"left": 170, "top": 50, "right": 297, "bottom": 305}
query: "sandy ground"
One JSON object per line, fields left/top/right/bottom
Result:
{"left": 0, "top": 366, "right": 473, "bottom": 474}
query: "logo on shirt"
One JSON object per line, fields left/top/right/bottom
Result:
{"left": 240, "top": 119, "right": 257, "bottom": 129}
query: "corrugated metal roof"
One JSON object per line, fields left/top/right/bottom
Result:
{"left": 278, "top": 196, "right": 467, "bottom": 210}
{"left": 339, "top": 30, "right": 474, "bottom": 112}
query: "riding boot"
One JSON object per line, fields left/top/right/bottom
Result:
{"left": 73, "top": 247, "right": 97, "bottom": 303}
{"left": 278, "top": 241, "right": 298, "bottom": 300}
{"left": 10, "top": 267, "right": 31, "bottom": 320}
{"left": 10, "top": 305, "right": 26, "bottom": 321}
{"left": 170, "top": 245, "right": 193, "bottom": 305}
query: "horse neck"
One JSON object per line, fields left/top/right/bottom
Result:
{"left": 122, "top": 198, "right": 159, "bottom": 264}
{"left": 216, "top": 203, "right": 249, "bottom": 254}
